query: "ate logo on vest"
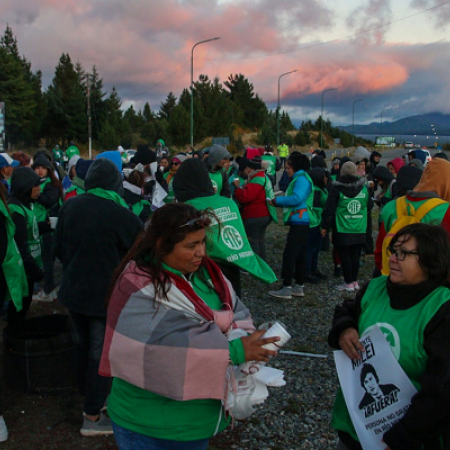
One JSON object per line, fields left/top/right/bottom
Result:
{"left": 362, "top": 323, "right": 401, "bottom": 360}
{"left": 221, "top": 225, "right": 244, "bottom": 250}
{"left": 347, "top": 200, "right": 361, "bottom": 215}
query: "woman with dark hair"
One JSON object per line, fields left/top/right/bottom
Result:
{"left": 164, "top": 155, "right": 186, "bottom": 203}
{"left": 31, "top": 154, "right": 62, "bottom": 302}
{"left": 268, "top": 153, "right": 312, "bottom": 299}
{"left": 329, "top": 222, "right": 450, "bottom": 450}
{"left": 100, "top": 203, "right": 279, "bottom": 450}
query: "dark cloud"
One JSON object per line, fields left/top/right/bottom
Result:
{"left": 410, "top": 0, "right": 450, "bottom": 26}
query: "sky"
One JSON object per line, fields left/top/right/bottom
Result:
{"left": 1, "top": 0, "right": 450, "bottom": 127}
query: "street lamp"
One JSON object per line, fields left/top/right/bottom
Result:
{"left": 190, "top": 37, "right": 220, "bottom": 147}
{"left": 352, "top": 99, "right": 363, "bottom": 147}
{"left": 380, "top": 107, "right": 390, "bottom": 137}
{"left": 276, "top": 70, "right": 297, "bottom": 146}
{"left": 320, "top": 88, "right": 337, "bottom": 148}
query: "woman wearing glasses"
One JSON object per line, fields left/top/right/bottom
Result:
{"left": 100, "top": 203, "right": 279, "bottom": 450}
{"left": 328, "top": 223, "right": 450, "bottom": 450}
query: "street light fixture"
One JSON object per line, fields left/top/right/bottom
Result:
{"left": 321, "top": 88, "right": 337, "bottom": 149}
{"left": 380, "top": 107, "right": 391, "bottom": 137}
{"left": 352, "top": 99, "right": 363, "bottom": 147}
{"left": 276, "top": 70, "right": 297, "bottom": 146}
{"left": 190, "top": 37, "right": 220, "bottom": 147}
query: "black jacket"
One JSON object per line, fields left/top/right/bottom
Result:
{"left": 122, "top": 182, "right": 151, "bottom": 224}
{"left": 54, "top": 159, "right": 142, "bottom": 316}
{"left": 321, "top": 176, "right": 373, "bottom": 247}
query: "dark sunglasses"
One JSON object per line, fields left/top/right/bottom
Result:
{"left": 179, "top": 215, "right": 211, "bottom": 229}
{"left": 171, "top": 162, "right": 180, "bottom": 166}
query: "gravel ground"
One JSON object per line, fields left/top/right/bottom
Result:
{"left": 0, "top": 214, "right": 377, "bottom": 449}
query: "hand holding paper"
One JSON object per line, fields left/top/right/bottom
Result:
{"left": 339, "top": 327, "right": 365, "bottom": 360}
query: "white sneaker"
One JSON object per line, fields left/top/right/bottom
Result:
{"left": 268, "top": 286, "right": 292, "bottom": 300}
{"left": 353, "top": 281, "right": 360, "bottom": 290}
{"left": 32, "top": 290, "right": 54, "bottom": 302}
{"left": 334, "top": 283, "right": 355, "bottom": 292}
{"left": 80, "top": 412, "right": 113, "bottom": 437}
{"left": 291, "top": 284, "right": 305, "bottom": 297}
{"left": 0, "top": 416, "right": 8, "bottom": 442}
{"left": 50, "top": 286, "right": 60, "bottom": 299}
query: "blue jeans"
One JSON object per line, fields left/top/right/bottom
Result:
{"left": 68, "top": 310, "right": 111, "bottom": 415}
{"left": 112, "top": 422, "right": 210, "bottom": 450}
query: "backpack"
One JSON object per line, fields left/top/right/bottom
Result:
{"left": 381, "top": 196, "right": 446, "bottom": 275}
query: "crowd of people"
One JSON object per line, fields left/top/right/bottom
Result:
{"left": 0, "top": 139, "right": 450, "bottom": 449}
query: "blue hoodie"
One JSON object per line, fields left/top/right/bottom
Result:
{"left": 275, "top": 169, "right": 312, "bottom": 225}
{"left": 97, "top": 151, "right": 123, "bottom": 172}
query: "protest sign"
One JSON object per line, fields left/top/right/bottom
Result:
{"left": 334, "top": 326, "right": 417, "bottom": 449}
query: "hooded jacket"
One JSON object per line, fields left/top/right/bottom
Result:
{"left": 373, "top": 166, "right": 398, "bottom": 206}
{"left": 8, "top": 168, "right": 44, "bottom": 282}
{"left": 173, "top": 158, "right": 214, "bottom": 202}
{"left": 387, "top": 157, "right": 404, "bottom": 175}
{"left": 321, "top": 176, "right": 372, "bottom": 246}
{"left": 54, "top": 158, "right": 142, "bottom": 316}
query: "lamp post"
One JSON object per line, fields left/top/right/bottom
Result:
{"left": 190, "top": 37, "right": 220, "bottom": 147}
{"left": 321, "top": 88, "right": 337, "bottom": 149}
{"left": 352, "top": 99, "right": 363, "bottom": 147}
{"left": 276, "top": 70, "right": 297, "bottom": 146}
{"left": 380, "top": 107, "right": 390, "bottom": 137}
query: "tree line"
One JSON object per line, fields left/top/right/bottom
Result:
{"left": 0, "top": 25, "right": 359, "bottom": 152}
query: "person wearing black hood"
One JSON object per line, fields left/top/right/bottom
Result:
{"left": 173, "top": 158, "right": 277, "bottom": 297}
{"left": 7, "top": 167, "right": 46, "bottom": 324}
{"left": 54, "top": 158, "right": 142, "bottom": 437}
{"left": 321, "top": 162, "right": 372, "bottom": 294}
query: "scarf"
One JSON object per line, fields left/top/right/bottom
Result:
{"left": 99, "top": 257, "right": 254, "bottom": 401}
{"left": 87, "top": 187, "right": 129, "bottom": 208}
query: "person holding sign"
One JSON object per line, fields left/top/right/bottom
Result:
{"left": 328, "top": 223, "right": 450, "bottom": 450}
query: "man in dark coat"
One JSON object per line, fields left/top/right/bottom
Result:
{"left": 54, "top": 158, "right": 142, "bottom": 436}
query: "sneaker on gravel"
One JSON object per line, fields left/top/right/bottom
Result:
{"left": 291, "top": 284, "right": 304, "bottom": 297}
{"left": 353, "top": 281, "right": 360, "bottom": 290}
{"left": 0, "top": 416, "right": 8, "bottom": 442}
{"left": 80, "top": 412, "right": 113, "bottom": 437}
{"left": 334, "top": 283, "right": 354, "bottom": 292}
{"left": 32, "top": 290, "right": 54, "bottom": 302}
{"left": 268, "top": 286, "right": 292, "bottom": 300}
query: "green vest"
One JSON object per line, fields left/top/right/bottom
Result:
{"left": 33, "top": 177, "right": 53, "bottom": 222}
{"left": 309, "top": 186, "right": 328, "bottom": 229}
{"left": 131, "top": 199, "right": 151, "bottom": 217}
{"left": 249, "top": 173, "right": 278, "bottom": 224}
{"left": 261, "top": 155, "right": 276, "bottom": 176}
{"left": 0, "top": 201, "right": 28, "bottom": 311}
{"left": 209, "top": 170, "right": 223, "bottom": 196}
{"left": 186, "top": 195, "right": 276, "bottom": 284}
{"left": 332, "top": 276, "right": 450, "bottom": 444}
{"left": 335, "top": 186, "right": 368, "bottom": 234}
{"left": 8, "top": 203, "right": 42, "bottom": 268}
{"left": 66, "top": 145, "right": 80, "bottom": 160}
{"left": 282, "top": 172, "right": 315, "bottom": 226}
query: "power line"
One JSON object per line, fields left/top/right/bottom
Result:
{"left": 199, "top": 0, "right": 450, "bottom": 62}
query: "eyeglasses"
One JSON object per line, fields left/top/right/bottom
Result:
{"left": 171, "top": 162, "right": 180, "bottom": 166}
{"left": 386, "top": 245, "right": 419, "bottom": 261}
{"left": 179, "top": 215, "right": 211, "bottom": 229}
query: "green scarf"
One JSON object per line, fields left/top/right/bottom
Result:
{"left": 87, "top": 187, "right": 129, "bottom": 208}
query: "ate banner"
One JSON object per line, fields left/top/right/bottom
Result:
{"left": 334, "top": 326, "right": 417, "bottom": 450}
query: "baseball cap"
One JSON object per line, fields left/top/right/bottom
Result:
{"left": 0, "top": 153, "right": 20, "bottom": 169}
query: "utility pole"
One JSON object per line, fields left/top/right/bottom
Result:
{"left": 86, "top": 74, "right": 92, "bottom": 159}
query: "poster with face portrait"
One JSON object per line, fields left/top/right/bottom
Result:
{"left": 334, "top": 326, "right": 417, "bottom": 450}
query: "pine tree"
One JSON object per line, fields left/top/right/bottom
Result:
{"left": 159, "top": 92, "right": 177, "bottom": 121}
{"left": 87, "top": 66, "right": 106, "bottom": 141}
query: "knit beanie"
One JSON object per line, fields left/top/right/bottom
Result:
{"left": 75, "top": 159, "right": 94, "bottom": 180}
{"left": 248, "top": 155, "right": 262, "bottom": 170}
{"left": 340, "top": 161, "right": 358, "bottom": 178}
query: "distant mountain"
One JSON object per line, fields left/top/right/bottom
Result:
{"left": 339, "top": 112, "right": 450, "bottom": 135}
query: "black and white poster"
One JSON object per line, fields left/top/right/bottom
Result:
{"left": 334, "top": 326, "right": 417, "bottom": 450}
